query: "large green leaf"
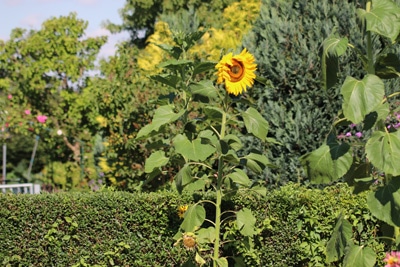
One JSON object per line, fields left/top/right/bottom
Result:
{"left": 150, "top": 74, "right": 180, "bottom": 88}
{"left": 173, "top": 134, "right": 216, "bottom": 161}
{"left": 144, "top": 151, "right": 169, "bottom": 173}
{"left": 241, "top": 152, "right": 270, "bottom": 174}
{"left": 343, "top": 245, "right": 376, "bottom": 267}
{"left": 236, "top": 208, "right": 257, "bottom": 237}
{"left": 192, "top": 61, "right": 216, "bottom": 76}
{"left": 225, "top": 168, "right": 251, "bottom": 187}
{"left": 241, "top": 107, "right": 269, "bottom": 142}
{"left": 301, "top": 142, "right": 352, "bottom": 184}
{"left": 357, "top": 0, "right": 400, "bottom": 42}
{"left": 175, "top": 164, "right": 193, "bottom": 194}
{"left": 323, "top": 33, "right": 348, "bottom": 57}
{"left": 136, "top": 105, "right": 185, "bottom": 139}
{"left": 341, "top": 75, "right": 385, "bottom": 124}
{"left": 365, "top": 130, "right": 400, "bottom": 176}
{"left": 189, "top": 80, "right": 218, "bottom": 100}
{"left": 367, "top": 178, "right": 400, "bottom": 227}
{"left": 326, "top": 214, "right": 353, "bottom": 263}
{"left": 181, "top": 205, "right": 206, "bottom": 232}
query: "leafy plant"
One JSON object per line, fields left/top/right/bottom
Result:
{"left": 136, "top": 30, "right": 271, "bottom": 266}
{"left": 301, "top": 0, "right": 400, "bottom": 265}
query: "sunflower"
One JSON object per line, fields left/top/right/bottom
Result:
{"left": 182, "top": 232, "right": 197, "bottom": 251}
{"left": 177, "top": 205, "right": 188, "bottom": 219}
{"left": 215, "top": 48, "right": 257, "bottom": 96}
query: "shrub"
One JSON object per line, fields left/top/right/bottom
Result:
{"left": 242, "top": 0, "right": 400, "bottom": 184}
{"left": 0, "top": 183, "right": 390, "bottom": 266}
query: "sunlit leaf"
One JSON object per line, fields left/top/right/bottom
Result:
{"left": 343, "top": 244, "right": 376, "bottom": 267}
{"left": 236, "top": 208, "right": 257, "bottom": 237}
{"left": 357, "top": 0, "right": 400, "bottom": 42}
{"left": 241, "top": 107, "right": 269, "bottom": 141}
{"left": 226, "top": 168, "right": 251, "bottom": 187}
{"left": 144, "top": 151, "right": 169, "bottom": 173}
{"left": 367, "top": 178, "right": 400, "bottom": 227}
{"left": 197, "top": 227, "right": 215, "bottom": 243}
{"left": 181, "top": 205, "right": 206, "bottom": 232}
{"left": 341, "top": 75, "right": 385, "bottom": 124}
{"left": 215, "top": 257, "right": 228, "bottom": 267}
{"left": 136, "top": 105, "right": 185, "bottom": 139}
{"left": 365, "top": 130, "right": 400, "bottom": 176}
{"left": 323, "top": 32, "right": 348, "bottom": 57}
{"left": 173, "top": 134, "right": 216, "bottom": 161}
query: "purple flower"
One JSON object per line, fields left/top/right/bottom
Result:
{"left": 349, "top": 123, "right": 357, "bottom": 128}
{"left": 345, "top": 132, "right": 352, "bottom": 137}
{"left": 355, "top": 132, "right": 362, "bottom": 138}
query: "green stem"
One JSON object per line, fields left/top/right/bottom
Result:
{"left": 366, "top": 1, "right": 375, "bottom": 75}
{"left": 213, "top": 108, "right": 227, "bottom": 266}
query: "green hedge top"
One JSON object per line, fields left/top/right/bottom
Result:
{"left": 0, "top": 184, "right": 387, "bottom": 266}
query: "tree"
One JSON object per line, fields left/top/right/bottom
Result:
{"left": 0, "top": 13, "right": 107, "bottom": 187}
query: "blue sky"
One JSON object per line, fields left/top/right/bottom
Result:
{"left": 0, "top": 0, "right": 130, "bottom": 59}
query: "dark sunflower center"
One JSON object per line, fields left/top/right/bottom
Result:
{"left": 228, "top": 59, "right": 245, "bottom": 82}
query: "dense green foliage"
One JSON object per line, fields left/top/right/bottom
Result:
{"left": 0, "top": 184, "right": 391, "bottom": 266}
{"left": 243, "top": 0, "right": 400, "bottom": 184}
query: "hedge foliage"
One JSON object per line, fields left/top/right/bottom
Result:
{"left": 1, "top": 183, "right": 391, "bottom": 266}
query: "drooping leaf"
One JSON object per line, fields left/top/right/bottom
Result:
{"left": 222, "top": 134, "right": 243, "bottom": 151}
{"left": 150, "top": 74, "right": 180, "bottom": 88}
{"left": 241, "top": 107, "right": 269, "bottom": 141}
{"left": 158, "top": 59, "right": 193, "bottom": 69}
{"left": 144, "top": 151, "right": 169, "bottom": 173}
{"left": 173, "top": 134, "right": 216, "bottom": 161}
{"left": 225, "top": 168, "right": 251, "bottom": 187}
{"left": 197, "top": 226, "right": 215, "bottom": 243}
{"left": 301, "top": 142, "right": 352, "bottom": 184}
{"left": 323, "top": 33, "right": 348, "bottom": 57}
{"left": 241, "top": 152, "right": 270, "bottom": 174}
{"left": 343, "top": 244, "right": 376, "bottom": 267}
{"left": 192, "top": 61, "right": 217, "bottom": 76}
{"left": 175, "top": 164, "right": 193, "bottom": 194}
{"left": 181, "top": 205, "right": 206, "bottom": 232}
{"left": 189, "top": 80, "right": 218, "bottom": 100}
{"left": 236, "top": 208, "right": 257, "bottom": 237}
{"left": 367, "top": 178, "right": 400, "bottom": 227}
{"left": 341, "top": 75, "right": 385, "bottom": 124}
{"left": 326, "top": 214, "right": 353, "bottom": 263}
{"left": 136, "top": 105, "right": 185, "bottom": 139}
{"left": 365, "top": 130, "right": 400, "bottom": 176}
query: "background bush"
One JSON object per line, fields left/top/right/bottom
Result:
{"left": 242, "top": 0, "right": 400, "bottom": 185}
{"left": 0, "top": 183, "right": 388, "bottom": 266}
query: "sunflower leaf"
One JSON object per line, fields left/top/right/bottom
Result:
{"left": 241, "top": 107, "right": 269, "bottom": 142}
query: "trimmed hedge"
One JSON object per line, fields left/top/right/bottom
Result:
{"left": 0, "top": 184, "right": 388, "bottom": 266}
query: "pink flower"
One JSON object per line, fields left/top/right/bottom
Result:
{"left": 345, "top": 132, "right": 352, "bottom": 137}
{"left": 355, "top": 132, "right": 363, "bottom": 138}
{"left": 36, "top": 115, "right": 48, "bottom": 124}
{"left": 7, "top": 94, "right": 12, "bottom": 100}
{"left": 384, "top": 251, "right": 400, "bottom": 267}
{"left": 24, "top": 110, "right": 31, "bottom": 115}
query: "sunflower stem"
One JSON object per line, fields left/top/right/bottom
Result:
{"left": 213, "top": 104, "right": 227, "bottom": 266}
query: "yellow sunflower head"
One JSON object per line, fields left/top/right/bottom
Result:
{"left": 215, "top": 48, "right": 257, "bottom": 96}
{"left": 177, "top": 205, "right": 188, "bottom": 219}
